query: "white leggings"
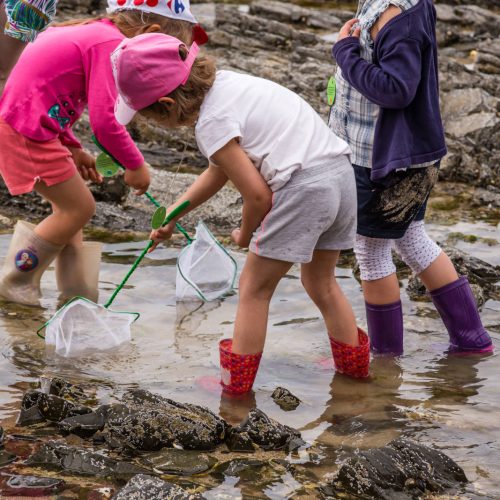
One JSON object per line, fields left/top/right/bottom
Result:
{"left": 355, "top": 220, "right": 442, "bottom": 281}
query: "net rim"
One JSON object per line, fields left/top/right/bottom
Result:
{"left": 176, "top": 221, "right": 237, "bottom": 302}
{"left": 37, "top": 296, "right": 141, "bottom": 339}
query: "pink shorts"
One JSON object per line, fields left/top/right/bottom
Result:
{"left": 0, "top": 117, "right": 77, "bottom": 195}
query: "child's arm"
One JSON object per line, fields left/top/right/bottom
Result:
{"left": 85, "top": 41, "right": 144, "bottom": 170}
{"left": 333, "top": 17, "right": 422, "bottom": 109}
{"left": 212, "top": 139, "right": 272, "bottom": 248}
{"left": 149, "top": 162, "right": 228, "bottom": 251}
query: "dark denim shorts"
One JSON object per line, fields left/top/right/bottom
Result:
{"left": 354, "top": 162, "right": 440, "bottom": 239}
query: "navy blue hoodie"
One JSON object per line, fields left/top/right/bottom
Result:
{"left": 333, "top": 0, "right": 447, "bottom": 180}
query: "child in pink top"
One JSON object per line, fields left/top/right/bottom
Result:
{"left": 0, "top": 0, "right": 208, "bottom": 306}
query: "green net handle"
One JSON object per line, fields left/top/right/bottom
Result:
{"left": 91, "top": 135, "right": 192, "bottom": 243}
{"left": 104, "top": 200, "right": 191, "bottom": 309}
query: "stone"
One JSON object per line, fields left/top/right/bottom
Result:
{"left": 320, "top": 438, "right": 467, "bottom": 498}
{"left": 235, "top": 409, "right": 304, "bottom": 451}
{"left": 140, "top": 449, "right": 217, "bottom": 476}
{"left": 17, "top": 390, "right": 92, "bottom": 425}
{"left": 26, "top": 441, "right": 148, "bottom": 479}
{"left": 112, "top": 474, "right": 200, "bottom": 500}
{"left": 225, "top": 429, "right": 256, "bottom": 453}
{"left": 58, "top": 411, "right": 106, "bottom": 439}
{"left": 41, "top": 376, "right": 88, "bottom": 402}
{"left": 0, "top": 474, "right": 65, "bottom": 496}
{"left": 271, "top": 387, "right": 301, "bottom": 411}
{"left": 0, "top": 450, "right": 16, "bottom": 466}
{"left": 107, "top": 390, "right": 227, "bottom": 451}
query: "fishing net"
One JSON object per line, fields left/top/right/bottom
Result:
{"left": 176, "top": 222, "right": 237, "bottom": 302}
{"left": 43, "top": 298, "right": 138, "bottom": 357}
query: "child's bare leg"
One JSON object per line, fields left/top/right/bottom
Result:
{"left": 301, "top": 250, "right": 358, "bottom": 346}
{"left": 418, "top": 251, "right": 458, "bottom": 291}
{"left": 232, "top": 252, "right": 292, "bottom": 354}
{"left": 34, "top": 175, "right": 95, "bottom": 245}
{"left": 362, "top": 274, "right": 400, "bottom": 304}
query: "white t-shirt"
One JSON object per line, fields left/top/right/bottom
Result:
{"left": 195, "top": 70, "right": 351, "bottom": 191}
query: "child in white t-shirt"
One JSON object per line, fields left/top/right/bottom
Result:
{"left": 113, "top": 36, "right": 370, "bottom": 393}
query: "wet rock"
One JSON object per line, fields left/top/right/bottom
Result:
{"left": 58, "top": 411, "right": 106, "bottom": 439}
{"left": 26, "top": 441, "right": 148, "bottom": 479}
{"left": 0, "top": 426, "right": 4, "bottom": 447}
{"left": 41, "top": 376, "right": 88, "bottom": 402}
{"left": 225, "top": 429, "right": 256, "bottom": 453}
{"left": 113, "top": 474, "right": 200, "bottom": 500}
{"left": 406, "top": 245, "right": 500, "bottom": 305}
{"left": 140, "top": 449, "right": 217, "bottom": 476}
{"left": 320, "top": 438, "right": 467, "bottom": 498}
{"left": 235, "top": 409, "right": 303, "bottom": 451}
{"left": 18, "top": 390, "right": 92, "bottom": 425}
{"left": 90, "top": 175, "right": 130, "bottom": 204}
{"left": 107, "top": 390, "right": 227, "bottom": 451}
{"left": 271, "top": 387, "right": 301, "bottom": 411}
{"left": 0, "top": 450, "right": 16, "bottom": 466}
{"left": 0, "top": 474, "right": 65, "bottom": 496}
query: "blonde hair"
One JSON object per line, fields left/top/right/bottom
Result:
{"left": 144, "top": 48, "right": 216, "bottom": 126}
{"left": 54, "top": 10, "right": 193, "bottom": 43}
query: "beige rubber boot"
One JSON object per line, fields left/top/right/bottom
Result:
{"left": 0, "top": 220, "right": 64, "bottom": 306}
{"left": 55, "top": 241, "right": 103, "bottom": 302}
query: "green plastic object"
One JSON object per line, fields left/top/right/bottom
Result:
{"left": 103, "top": 200, "right": 191, "bottom": 309}
{"left": 37, "top": 200, "right": 191, "bottom": 339}
{"left": 96, "top": 152, "right": 120, "bottom": 177}
{"left": 151, "top": 206, "right": 167, "bottom": 230}
{"left": 91, "top": 135, "right": 192, "bottom": 243}
{"left": 327, "top": 76, "right": 336, "bottom": 106}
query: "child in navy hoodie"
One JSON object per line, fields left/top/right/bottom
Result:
{"left": 329, "top": 0, "right": 493, "bottom": 355}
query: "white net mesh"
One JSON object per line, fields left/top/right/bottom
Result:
{"left": 44, "top": 298, "right": 136, "bottom": 357}
{"left": 176, "top": 222, "right": 237, "bottom": 302}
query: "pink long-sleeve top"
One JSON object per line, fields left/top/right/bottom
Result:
{"left": 0, "top": 19, "right": 144, "bottom": 170}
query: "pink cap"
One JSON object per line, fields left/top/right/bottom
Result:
{"left": 111, "top": 33, "right": 199, "bottom": 125}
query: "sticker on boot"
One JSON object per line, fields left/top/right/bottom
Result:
{"left": 15, "top": 249, "right": 38, "bottom": 272}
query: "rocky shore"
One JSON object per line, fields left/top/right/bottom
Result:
{"left": 0, "top": 377, "right": 469, "bottom": 498}
{"left": 0, "top": 0, "right": 498, "bottom": 237}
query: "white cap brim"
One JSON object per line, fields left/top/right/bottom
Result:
{"left": 115, "top": 94, "right": 137, "bottom": 125}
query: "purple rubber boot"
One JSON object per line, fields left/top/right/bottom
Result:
{"left": 365, "top": 300, "right": 404, "bottom": 356}
{"left": 430, "top": 276, "right": 493, "bottom": 353}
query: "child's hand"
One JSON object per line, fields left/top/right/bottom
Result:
{"left": 149, "top": 221, "right": 175, "bottom": 252}
{"left": 70, "top": 148, "right": 103, "bottom": 184}
{"left": 338, "top": 18, "right": 361, "bottom": 41}
{"left": 231, "top": 228, "right": 251, "bottom": 248}
{"left": 124, "top": 162, "right": 151, "bottom": 196}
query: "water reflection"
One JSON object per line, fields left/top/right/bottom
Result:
{"left": 1, "top": 228, "right": 499, "bottom": 497}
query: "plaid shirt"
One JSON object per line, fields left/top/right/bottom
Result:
{"left": 329, "top": 0, "right": 436, "bottom": 169}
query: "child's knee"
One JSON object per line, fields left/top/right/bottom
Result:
{"left": 394, "top": 221, "right": 441, "bottom": 275}
{"left": 239, "top": 272, "right": 275, "bottom": 302}
{"left": 354, "top": 234, "right": 395, "bottom": 281}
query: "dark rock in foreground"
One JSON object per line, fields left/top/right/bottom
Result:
{"left": 17, "top": 390, "right": 92, "bottom": 426}
{"left": 271, "top": 387, "right": 302, "bottom": 411}
{"left": 58, "top": 411, "right": 106, "bottom": 439}
{"left": 320, "top": 438, "right": 467, "bottom": 499}
{"left": 140, "top": 449, "right": 217, "bottom": 476}
{"left": 0, "top": 474, "right": 65, "bottom": 497}
{"left": 113, "top": 474, "right": 200, "bottom": 500}
{"left": 235, "top": 409, "right": 304, "bottom": 451}
{"left": 107, "top": 389, "right": 227, "bottom": 451}
{"left": 27, "top": 441, "right": 148, "bottom": 479}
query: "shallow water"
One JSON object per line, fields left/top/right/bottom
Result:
{"left": 0, "top": 217, "right": 499, "bottom": 497}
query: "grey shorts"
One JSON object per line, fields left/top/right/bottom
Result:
{"left": 249, "top": 156, "right": 357, "bottom": 263}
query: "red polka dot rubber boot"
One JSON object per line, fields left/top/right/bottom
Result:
{"left": 329, "top": 328, "right": 370, "bottom": 378}
{"left": 219, "top": 339, "right": 262, "bottom": 395}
